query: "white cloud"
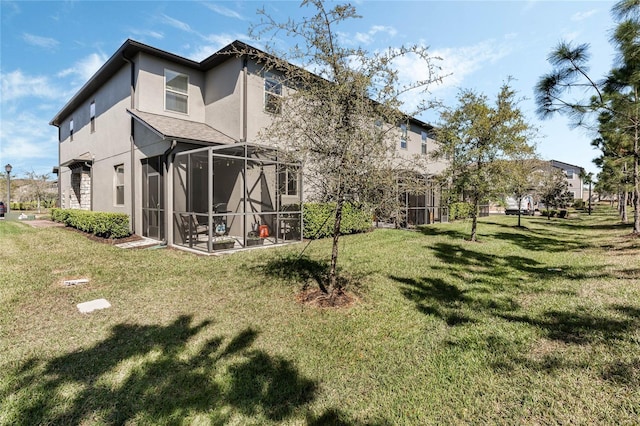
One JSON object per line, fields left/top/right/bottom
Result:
{"left": 571, "top": 9, "right": 598, "bottom": 22}
{"left": 190, "top": 33, "right": 247, "bottom": 61}
{"left": 202, "top": 3, "right": 245, "bottom": 20}
{"left": 127, "top": 29, "right": 164, "bottom": 40}
{"left": 0, "top": 70, "right": 59, "bottom": 102}
{"left": 430, "top": 40, "right": 513, "bottom": 92}
{"left": 160, "top": 14, "right": 194, "bottom": 33}
{"left": 22, "top": 33, "right": 59, "bottom": 49}
{"left": 353, "top": 25, "right": 397, "bottom": 45}
{"left": 521, "top": 0, "right": 539, "bottom": 14}
{"left": 0, "top": 110, "right": 59, "bottom": 175}
{"left": 561, "top": 31, "right": 581, "bottom": 42}
{"left": 389, "top": 39, "right": 514, "bottom": 115}
{"left": 57, "top": 52, "right": 109, "bottom": 84}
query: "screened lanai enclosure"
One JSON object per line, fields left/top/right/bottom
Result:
{"left": 173, "top": 143, "right": 302, "bottom": 253}
{"left": 393, "top": 173, "right": 448, "bottom": 227}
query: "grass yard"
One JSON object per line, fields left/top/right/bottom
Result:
{"left": 0, "top": 207, "right": 638, "bottom": 425}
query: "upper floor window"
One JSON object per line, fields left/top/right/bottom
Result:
{"left": 90, "top": 101, "right": 96, "bottom": 132}
{"left": 565, "top": 169, "right": 574, "bottom": 179}
{"left": 165, "top": 69, "right": 188, "bottom": 114}
{"left": 421, "top": 131, "right": 428, "bottom": 155}
{"left": 70, "top": 118, "right": 74, "bottom": 141}
{"left": 115, "top": 164, "right": 125, "bottom": 206}
{"left": 264, "top": 73, "right": 282, "bottom": 114}
{"left": 400, "top": 123, "right": 408, "bottom": 149}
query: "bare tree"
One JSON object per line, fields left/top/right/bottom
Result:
{"left": 244, "top": 0, "right": 443, "bottom": 301}
{"left": 21, "top": 171, "right": 55, "bottom": 213}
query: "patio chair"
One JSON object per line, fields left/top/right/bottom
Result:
{"left": 179, "top": 213, "right": 209, "bottom": 245}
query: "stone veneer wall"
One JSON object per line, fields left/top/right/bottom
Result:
{"left": 70, "top": 171, "right": 91, "bottom": 210}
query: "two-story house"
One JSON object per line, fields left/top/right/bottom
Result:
{"left": 550, "top": 160, "right": 585, "bottom": 201}
{"left": 50, "top": 39, "right": 447, "bottom": 253}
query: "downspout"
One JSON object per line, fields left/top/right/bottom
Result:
{"left": 88, "top": 157, "right": 94, "bottom": 211}
{"left": 123, "top": 53, "right": 136, "bottom": 234}
{"left": 57, "top": 126, "right": 62, "bottom": 207}
{"left": 163, "top": 140, "right": 178, "bottom": 245}
{"left": 242, "top": 55, "right": 248, "bottom": 142}
{"left": 241, "top": 55, "right": 248, "bottom": 241}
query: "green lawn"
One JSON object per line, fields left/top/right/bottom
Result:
{"left": 1, "top": 208, "right": 638, "bottom": 425}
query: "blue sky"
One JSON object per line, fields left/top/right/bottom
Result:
{"left": 0, "top": 0, "right": 616, "bottom": 179}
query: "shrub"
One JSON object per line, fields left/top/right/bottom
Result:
{"left": 303, "top": 202, "right": 372, "bottom": 239}
{"left": 573, "top": 199, "right": 585, "bottom": 209}
{"left": 542, "top": 209, "right": 558, "bottom": 218}
{"left": 50, "top": 208, "right": 130, "bottom": 238}
{"left": 449, "top": 202, "right": 475, "bottom": 221}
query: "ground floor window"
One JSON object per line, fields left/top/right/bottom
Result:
{"left": 114, "top": 164, "right": 125, "bottom": 206}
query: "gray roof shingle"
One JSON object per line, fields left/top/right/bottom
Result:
{"left": 127, "top": 109, "right": 237, "bottom": 145}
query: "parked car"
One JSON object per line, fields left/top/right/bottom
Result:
{"left": 504, "top": 196, "right": 535, "bottom": 216}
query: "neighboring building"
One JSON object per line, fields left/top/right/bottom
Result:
{"left": 549, "top": 160, "right": 586, "bottom": 201}
{"left": 50, "top": 39, "right": 447, "bottom": 253}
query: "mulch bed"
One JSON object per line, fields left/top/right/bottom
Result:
{"left": 296, "top": 288, "right": 356, "bottom": 308}
{"left": 60, "top": 225, "right": 143, "bottom": 245}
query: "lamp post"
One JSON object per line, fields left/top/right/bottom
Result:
{"left": 4, "top": 163, "right": 11, "bottom": 214}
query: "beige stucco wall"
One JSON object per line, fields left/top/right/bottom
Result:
{"left": 136, "top": 52, "right": 206, "bottom": 122}
{"left": 58, "top": 65, "right": 132, "bottom": 214}
{"left": 204, "top": 57, "right": 242, "bottom": 140}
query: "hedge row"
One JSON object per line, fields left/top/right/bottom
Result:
{"left": 303, "top": 202, "right": 372, "bottom": 239}
{"left": 542, "top": 209, "right": 568, "bottom": 218}
{"left": 8, "top": 200, "right": 56, "bottom": 211}
{"left": 51, "top": 208, "right": 131, "bottom": 238}
{"left": 449, "top": 202, "right": 475, "bottom": 221}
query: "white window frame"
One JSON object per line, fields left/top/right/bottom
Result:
{"left": 69, "top": 118, "right": 74, "bottom": 141}
{"left": 264, "top": 73, "right": 282, "bottom": 114}
{"left": 565, "top": 168, "right": 574, "bottom": 179}
{"left": 400, "top": 123, "right": 408, "bottom": 149}
{"left": 114, "top": 164, "right": 125, "bottom": 206}
{"left": 164, "top": 69, "right": 189, "bottom": 114}
{"left": 90, "top": 100, "right": 96, "bottom": 133}
{"left": 421, "top": 131, "right": 427, "bottom": 155}
{"left": 279, "top": 166, "right": 299, "bottom": 196}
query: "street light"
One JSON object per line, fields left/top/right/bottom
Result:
{"left": 4, "top": 163, "right": 11, "bottom": 214}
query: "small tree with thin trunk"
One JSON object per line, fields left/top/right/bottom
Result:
{"left": 22, "top": 171, "right": 55, "bottom": 213}
{"left": 538, "top": 167, "right": 571, "bottom": 219}
{"left": 245, "top": 0, "right": 443, "bottom": 302}
{"left": 503, "top": 157, "right": 543, "bottom": 227}
{"left": 435, "top": 83, "right": 536, "bottom": 241}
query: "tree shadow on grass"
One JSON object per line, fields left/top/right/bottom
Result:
{"left": 2, "top": 315, "right": 317, "bottom": 424}
{"left": 391, "top": 275, "right": 521, "bottom": 326}
{"left": 260, "top": 253, "right": 331, "bottom": 292}
{"left": 418, "top": 225, "right": 469, "bottom": 240}
{"left": 498, "top": 307, "right": 639, "bottom": 345}
{"left": 429, "top": 241, "right": 609, "bottom": 284}
{"left": 491, "top": 231, "right": 592, "bottom": 253}
{"left": 258, "top": 253, "right": 369, "bottom": 299}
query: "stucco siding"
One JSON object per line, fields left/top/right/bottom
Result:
{"left": 245, "top": 62, "right": 283, "bottom": 144}
{"left": 204, "top": 57, "right": 243, "bottom": 140}
{"left": 137, "top": 52, "right": 206, "bottom": 122}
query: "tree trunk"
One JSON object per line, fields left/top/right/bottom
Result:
{"left": 633, "top": 125, "right": 640, "bottom": 233}
{"left": 328, "top": 197, "right": 344, "bottom": 301}
{"left": 517, "top": 196, "right": 522, "bottom": 227}
{"left": 621, "top": 190, "right": 628, "bottom": 223}
{"left": 470, "top": 196, "right": 479, "bottom": 242}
